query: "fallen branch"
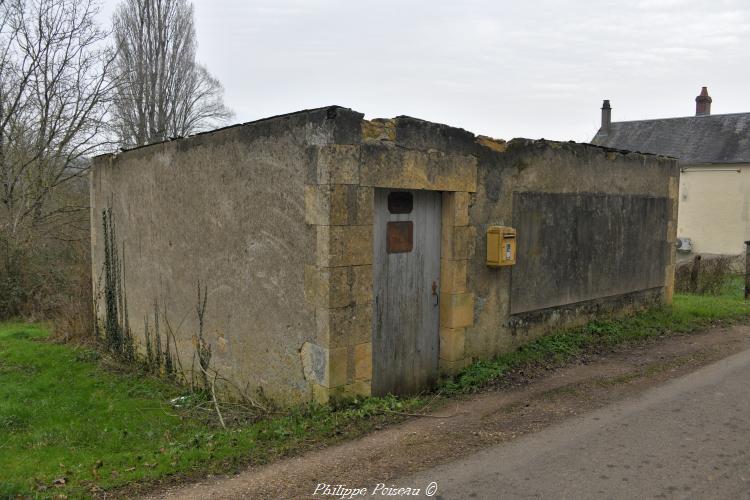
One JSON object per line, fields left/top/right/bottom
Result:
{"left": 198, "top": 362, "right": 226, "bottom": 429}
{"left": 206, "top": 366, "right": 271, "bottom": 414}
{"left": 378, "top": 408, "right": 463, "bottom": 419}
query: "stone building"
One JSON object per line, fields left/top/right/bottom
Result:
{"left": 90, "top": 106, "right": 678, "bottom": 404}
{"left": 591, "top": 87, "right": 750, "bottom": 257}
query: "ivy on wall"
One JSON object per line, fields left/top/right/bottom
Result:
{"left": 96, "top": 209, "right": 271, "bottom": 421}
{"left": 100, "top": 207, "right": 135, "bottom": 361}
{"left": 99, "top": 208, "right": 175, "bottom": 376}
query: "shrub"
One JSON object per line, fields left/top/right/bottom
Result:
{"left": 50, "top": 241, "right": 95, "bottom": 342}
{"left": 675, "top": 255, "right": 738, "bottom": 295}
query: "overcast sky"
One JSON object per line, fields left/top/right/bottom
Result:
{"left": 98, "top": 0, "right": 750, "bottom": 142}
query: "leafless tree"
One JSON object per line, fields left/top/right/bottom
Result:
{"left": 0, "top": 0, "right": 115, "bottom": 247}
{"left": 111, "top": 0, "right": 233, "bottom": 147}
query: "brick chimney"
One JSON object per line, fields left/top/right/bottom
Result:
{"left": 600, "top": 99, "right": 612, "bottom": 134}
{"left": 695, "top": 86, "right": 712, "bottom": 116}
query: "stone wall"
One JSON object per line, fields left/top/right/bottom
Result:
{"left": 302, "top": 143, "right": 375, "bottom": 402}
{"left": 370, "top": 117, "right": 679, "bottom": 368}
{"left": 510, "top": 192, "right": 670, "bottom": 314}
{"left": 302, "top": 126, "right": 479, "bottom": 401}
{"left": 91, "top": 107, "right": 679, "bottom": 404}
{"left": 469, "top": 138, "right": 678, "bottom": 359}
{"left": 90, "top": 108, "right": 356, "bottom": 405}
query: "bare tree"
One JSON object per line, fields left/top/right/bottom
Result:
{"left": 111, "top": 0, "right": 233, "bottom": 147}
{"left": 0, "top": 0, "right": 114, "bottom": 246}
{"left": 0, "top": 0, "right": 113, "bottom": 319}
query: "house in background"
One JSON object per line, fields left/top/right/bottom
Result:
{"left": 591, "top": 87, "right": 750, "bottom": 258}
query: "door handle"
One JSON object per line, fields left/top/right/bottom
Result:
{"left": 432, "top": 281, "right": 439, "bottom": 307}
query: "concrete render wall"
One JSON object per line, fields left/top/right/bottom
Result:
{"left": 677, "top": 164, "right": 750, "bottom": 256}
{"left": 510, "top": 192, "right": 670, "bottom": 314}
{"left": 90, "top": 108, "right": 361, "bottom": 404}
{"left": 91, "top": 107, "right": 678, "bottom": 404}
{"left": 468, "top": 138, "right": 678, "bottom": 360}
{"left": 372, "top": 118, "right": 678, "bottom": 374}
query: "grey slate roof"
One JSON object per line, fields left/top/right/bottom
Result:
{"left": 591, "top": 112, "right": 750, "bottom": 165}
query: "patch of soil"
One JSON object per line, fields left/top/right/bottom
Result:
{"left": 141, "top": 324, "right": 750, "bottom": 500}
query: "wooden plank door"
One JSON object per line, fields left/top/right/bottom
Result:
{"left": 372, "top": 189, "right": 441, "bottom": 396}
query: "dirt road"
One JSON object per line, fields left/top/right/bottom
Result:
{"left": 145, "top": 324, "right": 750, "bottom": 499}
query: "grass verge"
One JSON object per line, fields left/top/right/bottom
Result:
{"left": 2, "top": 285, "right": 750, "bottom": 497}
{"left": 442, "top": 290, "right": 750, "bottom": 393}
{"left": 0, "top": 324, "right": 424, "bottom": 497}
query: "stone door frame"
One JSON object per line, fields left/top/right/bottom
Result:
{"left": 303, "top": 142, "right": 478, "bottom": 402}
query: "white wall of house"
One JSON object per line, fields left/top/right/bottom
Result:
{"left": 677, "top": 163, "right": 750, "bottom": 256}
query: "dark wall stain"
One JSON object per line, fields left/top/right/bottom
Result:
{"left": 510, "top": 192, "right": 669, "bottom": 314}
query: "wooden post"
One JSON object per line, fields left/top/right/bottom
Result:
{"left": 745, "top": 241, "right": 750, "bottom": 300}
{"left": 689, "top": 255, "right": 701, "bottom": 294}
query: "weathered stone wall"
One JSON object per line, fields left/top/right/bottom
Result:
{"left": 374, "top": 117, "right": 679, "bottom": 367}
{"left": 303, "top": 126, "right": 479, "bottom": 402}
{"left": 468, "top": 139, "right": 678, "bottom": 359}
{"left": 90, "top": 107, "right": 359, "bottom": 404}
{"left": 510, "top": 191, "right": 670, "bottom": 314}
{"left": 91, "top": 108, "right": 678, "bottom": 403}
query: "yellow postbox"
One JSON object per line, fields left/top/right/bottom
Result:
{"left": 486, "top": 226, "right": 516, "bottom": 267}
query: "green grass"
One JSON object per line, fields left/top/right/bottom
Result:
{"left": 442, "top": 279, "right": 750, "bottom": 393}
{"left": 0, "top": 324, "right": 424, "bottom": 498}
{"left": 2, "top": 282, "right": 750, "bottom": 497}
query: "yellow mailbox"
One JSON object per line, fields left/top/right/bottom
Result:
{"left": 486, "top": 226, "right": 516, "bottom": 267}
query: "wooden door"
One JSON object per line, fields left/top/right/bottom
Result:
{"left": 372, "top": 189, "right": 441, "bottom": 396}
